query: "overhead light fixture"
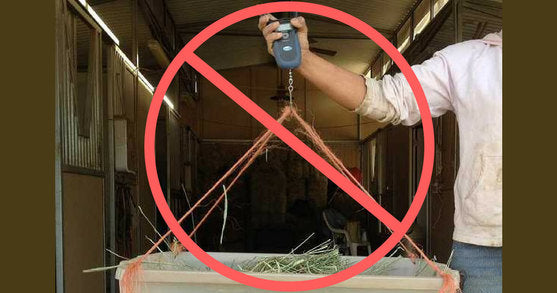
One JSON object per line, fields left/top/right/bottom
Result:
{"left": 79, "top": 1, "right": 175, "bottom": 111}
{"left": 77, "top": 0, "right": 120, "bottom": 45}
{"left": 115, "top": 44, "right": 175, "bottom": 110}
{"left": 138, "top": 71, "right": 176, "bottom": 111}
{"left": 147, "top": 39, "right": 170, "bottom": 68}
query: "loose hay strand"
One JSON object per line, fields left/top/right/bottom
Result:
{"left": 219, "top": 185, "right": 228, "bottom": 245}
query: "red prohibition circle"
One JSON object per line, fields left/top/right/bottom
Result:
{"left": 145, "top": 1, "right": 434, "bottom": 291}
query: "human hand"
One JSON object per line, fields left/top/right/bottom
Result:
{"left": 258, "top": 14, "right": 310, "bottom": 57}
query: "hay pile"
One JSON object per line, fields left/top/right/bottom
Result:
{"left": 238, "top": 239, "right": 349, "bottom": 275}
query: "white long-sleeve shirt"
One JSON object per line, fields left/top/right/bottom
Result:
{"left": 355, "top": 32, "right": 502, "bottom": 247}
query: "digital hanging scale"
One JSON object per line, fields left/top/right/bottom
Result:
{"left": 269, "top": 12, "right": 302, "bottom": 69}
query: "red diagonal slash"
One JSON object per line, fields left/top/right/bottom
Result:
{"left": 185, "top": 53, "right": 402, "bottom": 231}
{"left": 144, "top": 2, "right": 435, "bottom": 291}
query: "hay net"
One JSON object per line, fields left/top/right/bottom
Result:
{"left": 121, "top": 106, "right": 459, "bottom": 293}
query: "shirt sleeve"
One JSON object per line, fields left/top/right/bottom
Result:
{"left": 355, "top": 51, "right": 454, "bottom": 126}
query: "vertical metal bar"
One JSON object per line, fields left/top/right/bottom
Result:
{"left": 67, "top": 13, "right": 72, "bottom": 167}
{"left": 61, "top": 11, "right": 68, "bottom": 168}
{"left": 422, "top": 128, "right": 431, "bottom": 255}
{"left": 132, "top": 0, "right": 138, "bottom": 67}
{"left": 89, "top": 31, "right": 94, "bottom": 169}
{"left": 249, "top": 67, "right": 254, "bottom": 138}
{"left": 97, "top": 34, "right": 101, "bottom": 170}
{"left": 166, "top": 107, "right": 171, "bottom": 205}
{"left": 188, "top": 127, "right": 192, "bottom": 163}
{"left": 304, "top": 76, "right": 308, "bottom": 121}
{"left": 454, "top": 0, "right": 463, "bottom": 43}
{"left": 357, "top": 115, "right": 361, "bottom": 141}
{"left": 71, "top": 16, "right": 77, "bottom": 167}
{"left": 97, "top": 34, "right": 103, "bottom": 170}
{"left": 426, "top": 180, "right": 431, "bottom": 254}
{"left": 78, "top": 26, "right": 84, "bottom": 168}
{"left": 105, "top": 45, "right": 116, "bottom": 293}
{"left": 90, "top": 31, "right": 96, "bottom": 169}
{"left": 377, "top": 132, "right": 384, "bottom": 234}
{"left": 357, "top": 113, "right": 362, "bottom": 175}
{"left": 360, "top": 140, "right": 366, "bottom": 189}
{"left": 410, "top": 10, "right": 415, "bottom": 42}
{"left": 62, "top": 12, "right": 69, "bottom": 168}
{"left": 453, "top": 0, "right": 462, "bottom": 179}
{"left": 55, "top": 0, "right": 65, "bottom": 292}
{"left": 94, "top": 31, "right": 100, "bottom": 170}
{"left": 131, "top": 0, "right": 141, "bottom": 256}
{"left": 87, "top": 30, "right": 92, "bottom": 168}
{"left": 408, "top": 128, "right": 413, "bottom": 207}
{"left": 77, "top": 26, "right": 83, "bottom": 168}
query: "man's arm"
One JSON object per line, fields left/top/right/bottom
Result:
{"left": 297, "top": 52, "right": 367, "bottom": 111}
{"left": 258, "top": 14, "right": 366, "bottom": 111}
{"left": 258, "top": 14, "right": 453, "bottom": 125}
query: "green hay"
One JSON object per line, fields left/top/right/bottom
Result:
{"left": 236, "top": 236, "right": 409, "bottom": 276}
{"left": 363, "top": 256, "right": 402, "bottom": 275}
{"left": 237, "top": 239, "right": 349, "bottom": 275}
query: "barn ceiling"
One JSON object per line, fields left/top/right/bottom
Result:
{"left": 165, "top": 0, "right": 417, "bottom": 72}
{"left": 91, "top": 0, "right": 419, "bottom": 74}
{"left": 90, "top": 0, "right": 502, "bottom": 74}
{"left": 86, "top": 0, "right": 502, "bottom": 140}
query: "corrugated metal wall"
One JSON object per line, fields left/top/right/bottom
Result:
{"left": 61, "top": 12, "right": 103, "bottom": 171}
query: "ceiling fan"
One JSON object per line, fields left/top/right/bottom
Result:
{"left": 255, "top": 0, "right": 337, "bottom": 57}
{"left": 308, "top": 37, "right": 337, "bottom": 56}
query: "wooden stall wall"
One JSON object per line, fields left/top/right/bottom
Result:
{"left": 58, "top": 2, "right": 201, "bottom": 293}
{"left": 59, "top": 8, "right": 106, "bottom": 292}
{"left": 62, "top": 173, "right": 105, "bottom": 293}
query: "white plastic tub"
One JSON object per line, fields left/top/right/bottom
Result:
{"left": 115, "top": 252, "right": 458, "bottom": 292}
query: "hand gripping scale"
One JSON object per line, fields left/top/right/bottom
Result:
{"left": 270, "top": 12, "right": 302, "bottom": 69}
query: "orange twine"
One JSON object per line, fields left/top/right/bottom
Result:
{"left": 120, "top": 106, "right": 459, "bottom": 293}
{"left": 120, "top": 261, "right": 142, "bottom": 293}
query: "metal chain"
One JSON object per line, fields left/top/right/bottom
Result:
{"left": 288, "top": 69, "right": 294, "bottom": 107}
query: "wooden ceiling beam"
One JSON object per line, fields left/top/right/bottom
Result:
{"left": 179, "top": 29, "right": 382, "bottom": 40}
{"left": 176, "top": 15, "right": 393, "bottom": 37}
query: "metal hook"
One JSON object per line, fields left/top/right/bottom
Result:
{"left": 288, "top": 69, "right": 294, "bottom": 108}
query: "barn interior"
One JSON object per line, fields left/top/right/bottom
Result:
{"left": 54, "top": 0, "right": 503, "bottom": 292}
